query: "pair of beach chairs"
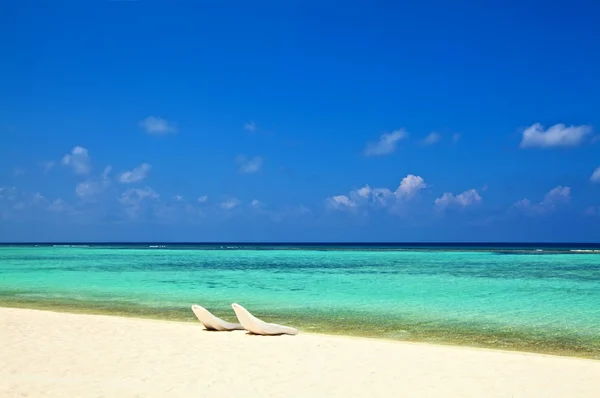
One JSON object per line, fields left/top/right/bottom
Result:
{"left": 191, "top": 303, "right": 299, "bottom": 335}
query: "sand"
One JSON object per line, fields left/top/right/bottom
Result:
{"left": 1, "top": 307, "right": 599, "bottom": 398}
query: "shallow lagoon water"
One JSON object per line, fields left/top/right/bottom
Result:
{"left": 1, "top": 244, "right": 599, "bottom": 358}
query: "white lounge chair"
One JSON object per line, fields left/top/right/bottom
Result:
{"left": 191, "top": 304, "right": 244, "bottom": 331}
{"left": 231, "top": 303, "right": 299, "bottom": 335}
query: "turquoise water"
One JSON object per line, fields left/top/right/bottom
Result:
{"left": 1, "top": 244, "right": 599, "bottom": 358}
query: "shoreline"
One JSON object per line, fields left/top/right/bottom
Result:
{"left": 1, "top": 301, "right": 599, "bottom": 360}
{"left": 2, "top": 307, "right": 600, "bottom": 397}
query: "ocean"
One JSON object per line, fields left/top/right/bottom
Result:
{"left": 1, "top": 243, "right": 599, "bottom": 359}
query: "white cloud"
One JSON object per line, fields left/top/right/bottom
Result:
{"left": 62, "top": 146, "right": 91, "bottom": 175}
{"left": 590, "top": 167, "right": 600, "bottom": 183}
{"left": 396, "top": 174, "right": 427, "bottom": 198}
{"left": 364, "top": 129, "right": 407, "bottom": 156}
{"left": 422, "top": 132, "right": 441, "bottom": 145}
{"left": 452, "top": 133, "right": 461, "bottom": 143}
{"left": 512, "top": 185, "right": 571, "bottom": 215}
{"left": 236, "top": 155, "right": 263, "bottom": 173}
{"left": 327, "top": 195, "right": 359, "bottom": 210}
{"left": 251, "top": 199, "right": 262, "bottom": 207}
{"left": 220, "top": 198, "right": 241, "bottom": 210}
{"left": 119, "top": 163, "right": 151, "bottom": 183}
{"left": 435, "top": 189, "right": 482, "bottom": 210}
{"left": 139, "top": 116, "right": 177, "bottom": 135}
{"left": 173, "top": 195, "right": 184, "bottom": 202}
{"left": 244, "top": 121, "right": 257, "bottom": 132}
{"left": 327, "top": 174, "right": 426, "bottom": 211}
{"left": 520, "top": 123, "right": 592, "bottom": 148}
{"left": 197, "top": 195, "right": 208, "bottom": 203}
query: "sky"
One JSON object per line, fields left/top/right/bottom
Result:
{"left": 1, "top": 0, "right": 599, "bottom": 242}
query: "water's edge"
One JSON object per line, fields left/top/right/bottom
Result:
{"left": 2, "top": 298, "right": 598, "bottom": 361}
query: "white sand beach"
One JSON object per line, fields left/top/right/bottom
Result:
{"left": 1, "top": 307, "right": 599, "bottom": 398}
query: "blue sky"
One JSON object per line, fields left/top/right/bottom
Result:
{"left": 1, "top": 0, "right": 599, "bottom": 242}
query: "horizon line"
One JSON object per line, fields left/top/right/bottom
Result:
{"left": 1, "top": 241, "right": 599, "bottom": 245}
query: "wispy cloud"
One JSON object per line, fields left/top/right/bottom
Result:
{"left": 0, "top": 186, "right": 18, "bottom": 201}
{"left": 119, "top": 163, "right": 151, "bottom": 183}
{"left": 236, "top": 155, "right": 263, "bottom": 173}
{"left": 512, "top": 186, "right": 571, "bottom": 215}
{"left": 244, "top": 121, "right": 257, "bottom": 133}
{"left": 434, "top": 189, "right": 482, "bottom": 210}
{"left": 452, "top": 133, "right": 461, "bottom": 143}
{"left": 39, "top": 161, "right": 56, "bottom": 174}
{"left": 25, "top": 193, "right": 50, "bottom": 211}
{"left": 197, "top": 195, "right": 208, "bottom": 203}
{"left": 220, "top": 198, "right": 241, "bottom": 210}
{"left": 119, "top": 187, "right": 159, "bottom": 206}
{"left": 584, "top": 206, "right": 600, "bottom": 217}
{"left": 102, "top": 166, "right": 112, "bottom": 179}
{"left": 48, "top": 199, "right": 68, "bottom": 213}
{"left": 364, "top": 129, "right": 407, "bottom": 156}
{"left": 31, "top": 192, "right": 46, "bottom": 203}
{"left": 76, "top": 182, "right": 101, "bottom": 199}
{"left": 590, "top": 167, "right": 600, "bottom": 183}
{"left": 520, "top": 123, "right": 592, "bottom": 148}
{"left": 0, "top": 188, "right": 66, "bottom": 216}
{"left": 75, "top": 166, "right": 112, "bottom": 200}
{"left": 62, "top": 146, "right": 91, "bottom": 175}
{"left": 1, "top": 188, "right": 73, "bottom": 216}
{"left": 12, "top": 167, "right": 25, "bottom": 177}
{"left": 421, "top": 132, "right": 441, "bottom": 146}
{"left": 118, "top": 187, "right": 159, "bottom": 218}
{"left": 139, "top": 116, "right": 177, "bottom": 135}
